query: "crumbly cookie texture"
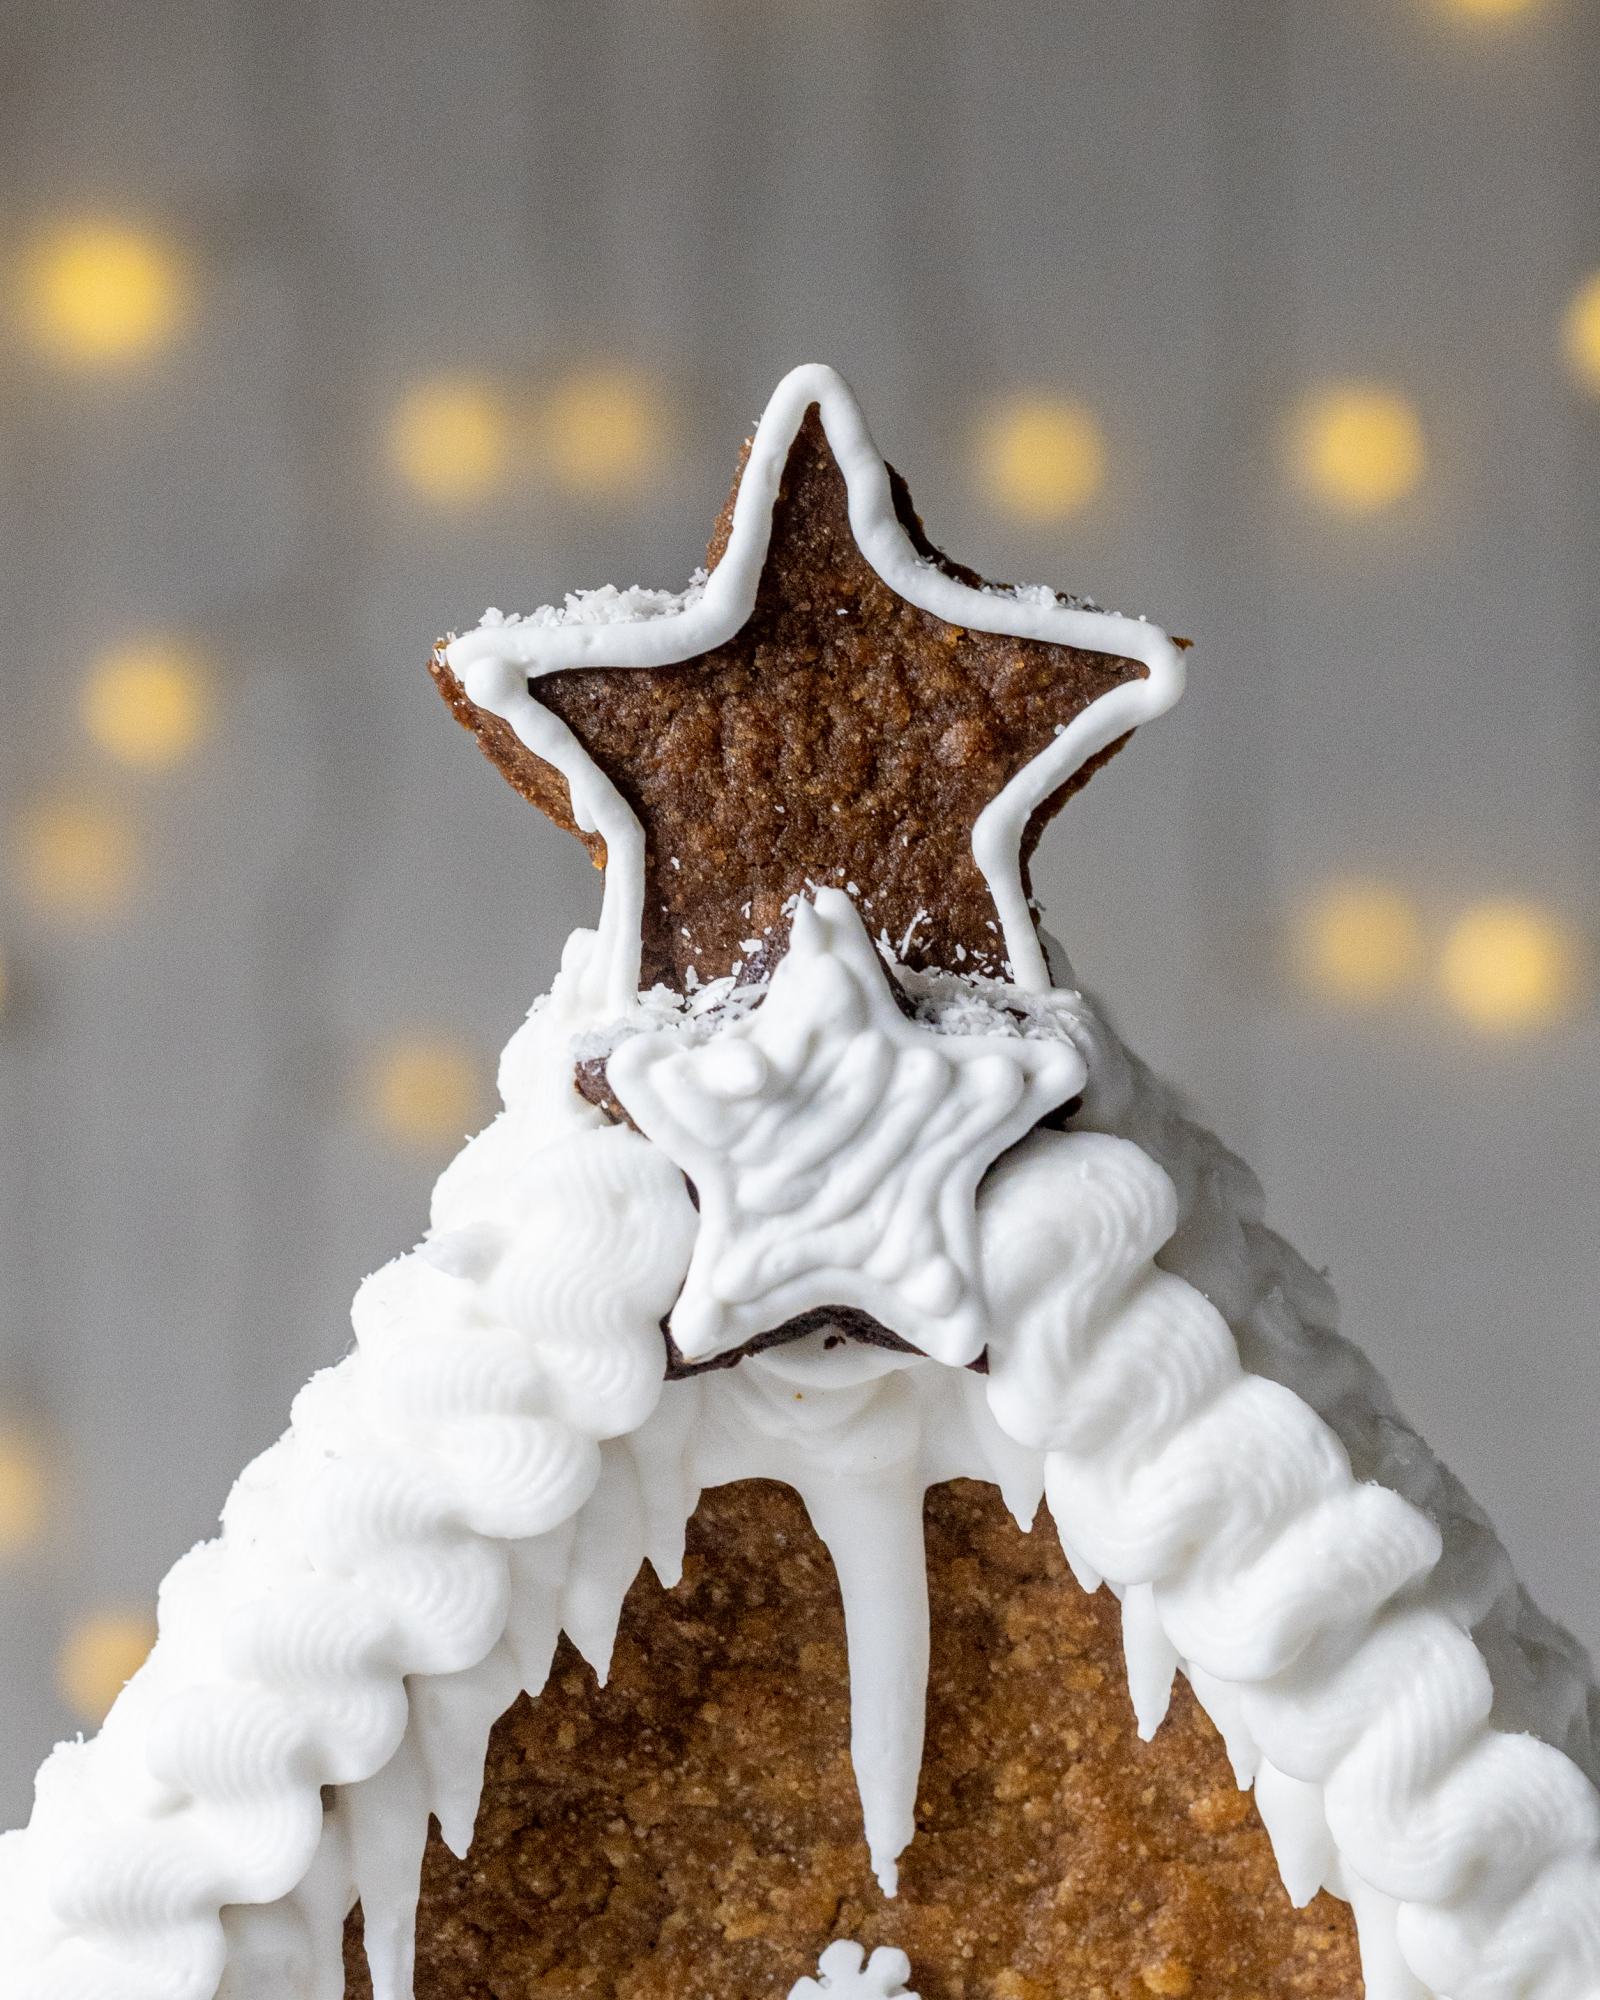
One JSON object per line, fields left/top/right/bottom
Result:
{"left": 430, "top": 410, "right": 1144, "bottom": 990}
{"left": 343, "top": 1479, "right": 1361, "bottom": 1998}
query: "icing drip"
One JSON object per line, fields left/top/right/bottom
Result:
{"left": 607, "top": 890, "right": 1083, "bottom": 1366}
{"left": 3, "top": 919, "right": 1597, "bottom": 2000}
{"left": 444, "top": 362, "right": 1185, "bottom": 1002}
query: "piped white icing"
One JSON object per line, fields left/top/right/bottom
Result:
{"left": 443, "top": 361, "right": 1185, "bottom": 1004}
{"left": 608, "top": 888, "right": 1083, "bottom": 1366}
{"left": 789, "top": 1940, "right": 918, "bottom": 2000}
{"left": 5, "top": 913, "right": 1597, "bottom": 2000}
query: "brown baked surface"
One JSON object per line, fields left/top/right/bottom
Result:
{"left": 344, "top": 1478, "right": 1361, "bottom": 1998}
{"left": 431, "top": 410, "right": 1149, "bottom": 991}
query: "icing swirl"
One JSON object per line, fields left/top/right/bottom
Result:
{"left": 0, "top": 979, "right": 696, "bottom": 1998}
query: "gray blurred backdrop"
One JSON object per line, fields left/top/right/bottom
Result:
{"left": 2, "top": 0, "right": 1598, "bottom": 1824}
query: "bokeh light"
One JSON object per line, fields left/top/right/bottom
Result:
{"left": 1437, "top": 900, "right": 1583, "bottom": 1035}
{"left": 976, "top": 392, "right": 1107, "bottom": 523}
{"left": 0, "top": 1426, "right": 49, "bottom": 1560}
{"left": 363, "top": 1034, "right": 486, "bottom": 1149}
{"left": 19, "top": 219, "right": 188, "bottom": 369}
{"left": 12, "top": 796, "right": 141, "bottom": 923}
{"left": 1290, "top": 383, "right": 1426, "bottom": 515}
{"left": 388, "top": 376, "right": 510, "bottom": 506}
{"left": 58, "top": 1610, "right": 156, "bottom": 1726}
{"left": 1437, "top": 0, "right": 1538, "bottom": 18}
{"left": 80, "top": 640, "right": 212, "bottom": 772}
{"left": 543, "top": 364, "right": 666, "bottom": 498}
{"left": 1293, "top": 879, "right": 1425, "bottom": 1007}
{"left": 1561, "top": 272, "right": 1600, "bottom": 395}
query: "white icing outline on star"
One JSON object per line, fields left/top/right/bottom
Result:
{"left": 606, "top": 888, "right": 1085, "bottom": 1366}
{"left": 445, "top": 362, "right": 1185, "bottom": 1009}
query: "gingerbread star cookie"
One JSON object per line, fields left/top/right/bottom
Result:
{"left": 433, "top": 364, "right": 1184, "bottom": 1001}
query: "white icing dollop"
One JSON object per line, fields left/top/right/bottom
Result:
{"left": 789, "top": 1940, "right": 918, "bottom": 2000}
{"left": 608, "top": 889, "right": 1083, "bottom": 1366}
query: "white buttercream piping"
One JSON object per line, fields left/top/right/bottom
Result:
{"left": 4, "top": 919, "right": 1597, "bottom": 2000}
{"left": 443, "top": 363, "right": 1185, "bottom": 1003}
{"left": 979, "top": 1001, "right": 1600, "bottom": 2000}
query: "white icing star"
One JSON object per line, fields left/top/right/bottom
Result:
{"left": 606, "top": 888, "right": 1084, "bottom": 1366}
{"left": 788, "top": 1941, "right": 918, "bottom": 2000}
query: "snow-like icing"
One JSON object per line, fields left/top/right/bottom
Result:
{"left": 471, "top": 572, "right": 711, "bottom": 635}
{"left": 3, "top": 907, "right": 1597, "bottom": 2000}
{"left": 979, "top": 579, "right": 1103, "bottom": 615}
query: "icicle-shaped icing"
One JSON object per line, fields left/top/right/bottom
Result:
{"left": 695, "top": 1345, "right": 938, "bottom": 1899}
{"left": 799, "top": 1475, "right": 928, "bottom": 1897}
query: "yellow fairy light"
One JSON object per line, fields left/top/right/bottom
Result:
{"left": 1293, "top": 879, "right": 1425, "bottom": 1007}
{"left": 20, "top": 219, "right": 188, "bottom": 369}
{"left": 543, "top": 364, "right": 665, "bottom": 499}
{"left": 0, "top": 1425, "right": 48, "bottom": 1559}
{"left": 976, "top": 393, "right": 1107, "bottom": 523}
{"left": 388, "top": 377, "right": 510, "bottom": 506}
{"left": 1290, "top": 384, "right": 1426, "bottom": 515}
{"left": 1438, "top": 0, "right": 1537, "bottom": 18}
{"left": 1561, "top": 272, "right": 1600, "bottom": 395}
{"left": 80, "top": 640, "right": 211, "bottom": 771}
{"left": 1437, "top": 899, "right": 1583, "bottom": 1035}
{"left": 13, "top": 796, "right": 140, "bottom": 922}
{"left": 59, "top": 1609, "right": 156, "bottom": 1726}
{"left": 364, "top": 1034, "right": 485, "bottom": 1149}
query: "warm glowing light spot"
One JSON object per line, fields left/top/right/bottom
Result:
{"left": 20, "top": 220, "right": 188, "bottom": 369}
{"left": 543, "top": 364, "right": 666, "bottom": 498}
{"left": 1437, "top": 0, "right": 1537, "bottom": 18}
{"left": 388, "top": 377, "right": 510, "bottom": 506}
{"left": 976, "top": 393, "right": 1107, "bottom": 523}
{"left": 59, "top": 1610, "right": 156, "bottom": 1725}
{"left": 80, "top": 640, "right": 212, "bottom": 771}
{"left": 1293, "top": 879, "right": 1425, "bottom": 1007}
{"left": 13, "top": 796, "right": 140, "bottom": 922}
{"left": 364, "top": 1035, "right": 486, "bottom": 1149}
{"left": 0, "top": 1426, "right": 48, "bottom": 1558}
{"left": 1437, "top": 900, "right": 1583, "bottom": 1035}
{"left": 1290, "top": 384, "right": 1426, "bottom": 515}
{"left": 1561, "top": 272, "right": 1600, "bottom": 395}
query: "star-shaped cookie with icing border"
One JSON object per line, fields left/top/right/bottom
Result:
{"left": 606, "top": 888, "right": 1084, "bottom": 1367}
{"left": 435, "top": 364, "right": 1185, "bottom": 1008}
